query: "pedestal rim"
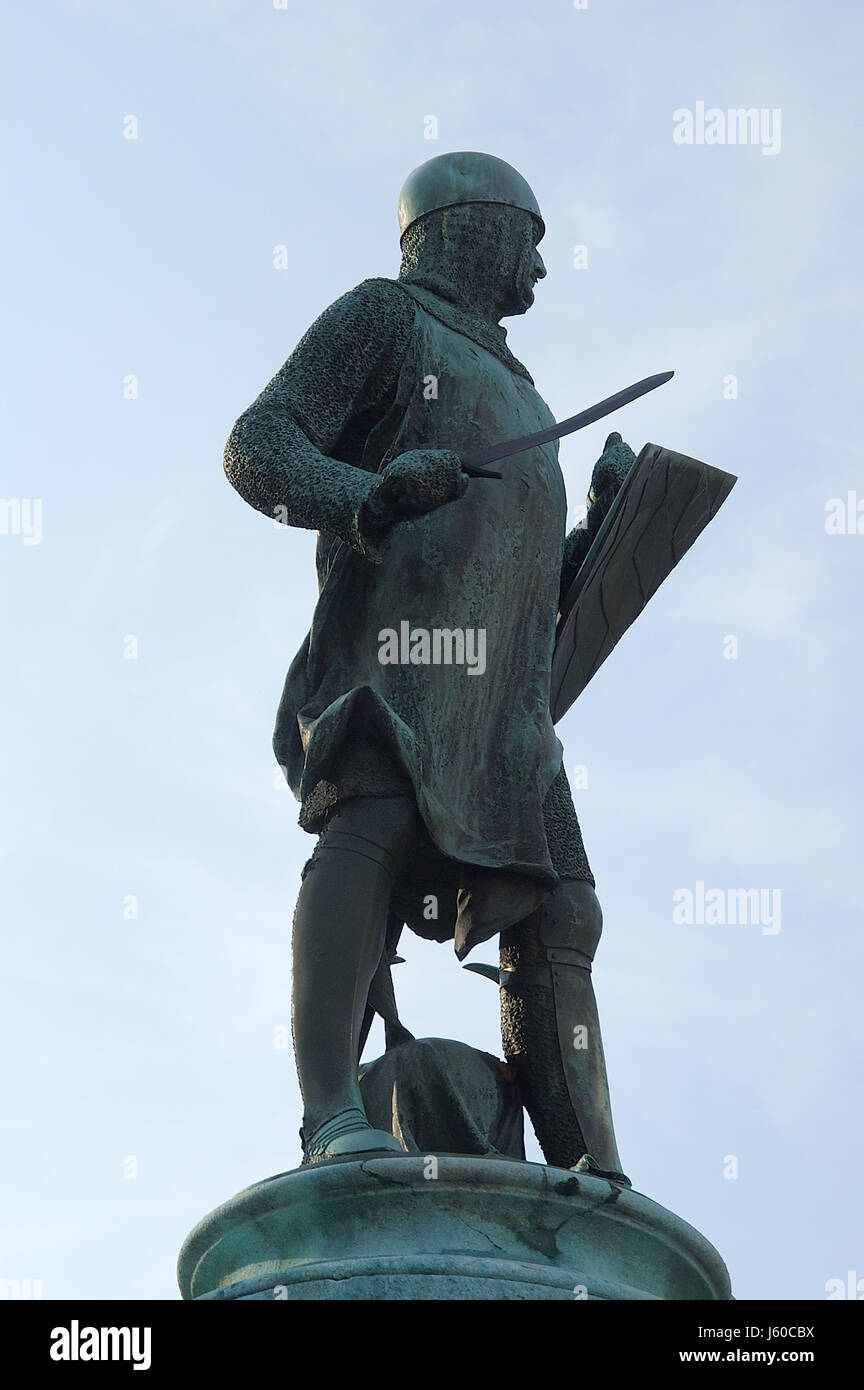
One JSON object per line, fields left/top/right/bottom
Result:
{"left": 178, "top": 1153, "right": 732, "bottom": 1302}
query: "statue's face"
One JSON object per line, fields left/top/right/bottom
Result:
{"left": 399, "top": 202, "right": 547, "bottom": 322}
{"left": 496, "top": 209, "right": 547, "bottom": 317}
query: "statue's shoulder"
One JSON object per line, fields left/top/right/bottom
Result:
{"left": 297, "top": 278, "right": 417, "bottom": 367}
{"left": 321, "top": 276, "right": 417, "bottom": 330}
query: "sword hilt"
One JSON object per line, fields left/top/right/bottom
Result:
{"left": 460, "top": 461, "right": 503, "bottom": 479}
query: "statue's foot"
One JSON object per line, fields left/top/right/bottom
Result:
{"left": 569, "top": 1152, "right": 632, "bottom": 1189}
{"left": 300, "top": 1107, "right": 405, "bottom": 1165}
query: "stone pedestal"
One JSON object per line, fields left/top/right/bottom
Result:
{"left": 178, "top": 1155, "right": 731, "bottom": 1301}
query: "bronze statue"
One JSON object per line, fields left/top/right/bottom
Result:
{"left": 223, "top": 152, "right": 734, "bottom": 1177}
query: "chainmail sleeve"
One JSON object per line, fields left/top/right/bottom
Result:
{"left": 223, "top": 277, "right": 416, "bottom": 561}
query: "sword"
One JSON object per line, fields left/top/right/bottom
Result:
{"left": 459, "top": 370, "right": 674, "bottom": 478}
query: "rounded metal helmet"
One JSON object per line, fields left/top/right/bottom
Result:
{"left": 397, "top": 151, "right": 544, "bottom": 243}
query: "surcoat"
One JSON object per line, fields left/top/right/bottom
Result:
{"left": 270, "top": 277, "right": 581, "bottom": 957}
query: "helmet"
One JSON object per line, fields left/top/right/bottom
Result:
{"left": 397, "top": 151, "right": 544, "bottom": 243}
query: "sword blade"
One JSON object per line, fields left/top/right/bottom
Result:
{"left": 460, "top": 370, "right": 674, "bottom": 478}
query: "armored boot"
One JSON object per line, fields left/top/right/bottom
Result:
{"left": 499, "top": 880, "right": 629, "bottom": 1184}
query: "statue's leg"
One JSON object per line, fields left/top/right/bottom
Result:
{"left": 499, "top": 880, "right": 628, "bottom": 1181}
{"left": 291, "top": 794, "right": 421, "bottom": 1161}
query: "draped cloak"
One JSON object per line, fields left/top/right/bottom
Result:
{"left": 272, "top": 278, "right": 573, "bottom": 959}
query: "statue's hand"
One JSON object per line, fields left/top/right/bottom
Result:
{"left": 360, "top": 448, "right": 469, "bottom": 543}
{"left": 587, "top": 432, "right": 637, "bottom": 508}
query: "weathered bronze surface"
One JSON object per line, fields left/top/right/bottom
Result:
{"left": 223, "top": 151, "right": 733, "bottom": 1177}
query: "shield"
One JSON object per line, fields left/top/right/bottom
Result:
{"left": 550, "top": 443, "right": 737, "bottom": 723}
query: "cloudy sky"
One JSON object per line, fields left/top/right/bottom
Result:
{"left": 2, "top": 0, "right": 862, "bottom": 1301}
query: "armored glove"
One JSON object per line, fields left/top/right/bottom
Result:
{"left": 559, "top": 433, "right": 638, "bottom": 607}
{"left": 587, "top": 431, "right": 637, "bottom": 510}
{"left": 359, "top": 448, "right": 469, "bottom": 547}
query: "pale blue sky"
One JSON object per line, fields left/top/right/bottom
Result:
{"left": 2, "top": 0, "right": 862, "bottom": 1300}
